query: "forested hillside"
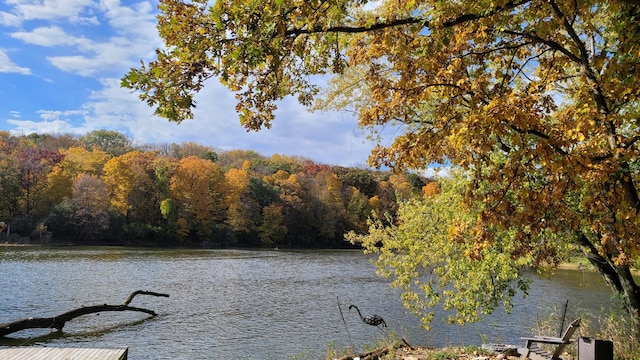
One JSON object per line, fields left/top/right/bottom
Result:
{"left": 0, "top": 130, "right": 428, "bottom": 247}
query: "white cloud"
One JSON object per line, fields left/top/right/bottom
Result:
{"left": 101, "top": 0, "right": 157, "bottom": 38}
{"left": 422, "top": 166, "right": 452, "bottom": 178}
{"left": 38, "top": 109, "right": 87, "bottom": 121}
{"left": 7, "top": 116, "right": 86, "bottom": 136}
{"left": 82, "top": 77, "right": 156, "bottom": 130}
{"left": 3, "top": 0, "right": 99, "bottom": 24}
{"left": 47, "top": 55, "right": 97, "bottom": 76}
{"left": 5, "top": 0, "right": 160, "bottom": 77}
{"left": 11, "top": 26, "right": 88, "bottom": 47}
{"left": 0, "top": 49, "right": 30, "bottom": 74}
{"left": 47, "top": 31, "right": 157, "bottom": 75}
{"left": 0, "top": 11, "right": 21, "bottom": 26}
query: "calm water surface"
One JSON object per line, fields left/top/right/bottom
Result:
{"left": 0, "top": 247, "right": 614, "bottom": 359}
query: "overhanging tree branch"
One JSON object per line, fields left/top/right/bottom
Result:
{"left": 285, "top": 0, "right": 532, "bottom": 36}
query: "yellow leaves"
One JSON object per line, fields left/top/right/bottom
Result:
{"left": 422, "top": 182, "right": 441, "bottom": 198}
{"left": 103, "top": 155, "right": 135, "bottom": 215}
{"left": 168, "top": 156, "right": 227, "bottom": 237}
{"left": 369, "top": 195, "right": 382, "bottom": 209}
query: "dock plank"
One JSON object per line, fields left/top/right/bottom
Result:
{"left": 0, "top": 347, "right": 127, "bottom": 360}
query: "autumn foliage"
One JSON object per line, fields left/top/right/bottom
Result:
{"left": 0, "top": 131, "right": 424, "bottom": 248}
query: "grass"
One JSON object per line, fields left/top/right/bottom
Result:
{"left": 529, "top": 304, "right": 640, "bottom": 360}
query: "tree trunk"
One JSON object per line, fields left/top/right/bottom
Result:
{"left": 0, "top": 290, "right": 169, "bottom": 337}
{"left": 578, "top": 233, "right": 640, "bottom": 319}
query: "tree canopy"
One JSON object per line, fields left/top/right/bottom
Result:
{"left": 123, "top": 0, "right": 640, "bottom": 318}
{"left": 0, "top": 131, "right": 417, "bottom": 248}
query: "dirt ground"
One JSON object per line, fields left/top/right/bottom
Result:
{"left": 391, "top": 345, "right": 577, "bottom": 360}
{"left": 339, "top": 344, "right": 576, "bottom": 360}
{"left": 392, "top": 346, "right": 520, "bottom": 360}
{"left": 395, "top": 348, "right": 520, "bottom": 360}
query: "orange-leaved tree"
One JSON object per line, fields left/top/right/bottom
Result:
{"left": 169, "top": 156, "right": 226, "bottom": 242}
{"left": 123, "top": 0, "right": 640, "bottom": 318}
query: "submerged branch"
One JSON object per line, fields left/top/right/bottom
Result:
{"left": 0, "top": 290, "right": 169, "bottom": 337}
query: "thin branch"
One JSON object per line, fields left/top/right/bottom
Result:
{"left": 502, "top": 29, "right": 581, "bottom": 63}
{"left": 124, "top": 290, "right": 170, "bottom": 305}
{"left": 548, "top": 0, "right": 590, "bottom": 65}
{"left": 508, "top": 124, "right": 569, "bottom": 156}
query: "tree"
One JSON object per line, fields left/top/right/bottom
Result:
{"left": 257, "top": 204, "right": 287, "bottom": 246}
{"left": 166, "top": 141, "right": 218, "bottom": 160}
{"left": 61, "top": 147, "right": 110, "bottom": 177}
{"left": 308, "top": 171, "right": 347, "bottom": 240}
{"left": 124, "top": 0, "right": 640, "bottom": 318}
{"left": 224, "top": 167, "right": 253, "bottom": 232}
{"left": 345, "top": 187, "right": 371, "bottom": 232}
{"left": 45, "top": 147, "right": 111, "bottom": 206}
{"left": 68, "top": 174, "right": 110, "bottom": 241}
{"left": 0, "top": 134, "right": 21, "bottom": 218}
{"left": 169, "top": 156, "right": 226, "bottom": 242}
{"left": 103, "top": 153, "right": 137, "bottom": 216}
{"left": 123, "top": 152, "right": 164, "bottom": 226}
{"left": 153, "top": 156, "right": 180, "bottom": 219}
{"left": 348, "top": 172, "right": 532, "bottom": 328}
{"left": 17, "top": 147, "right": 64, "bottom": 219}
{"left": 79, "top": 130, "right": 132, "bottom": 157}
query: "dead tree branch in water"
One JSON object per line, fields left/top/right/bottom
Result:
{"left": 0, "top": 290, "right": 169, "bottom": 337}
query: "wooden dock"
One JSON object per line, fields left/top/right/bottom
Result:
{"left": 0, "top": 347, "right": 128, "bottom": 360}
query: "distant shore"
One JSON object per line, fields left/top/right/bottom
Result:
{"left": 0, "top": 243, "right": 636, "bottom": 276}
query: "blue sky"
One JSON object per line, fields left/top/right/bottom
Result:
{"left": 0, "top": 0, "right": 380, "bottom": 167}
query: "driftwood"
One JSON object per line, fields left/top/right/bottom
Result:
{"left": 336, "top": 339, "right": 415, "bottom": 360}
{"left": 336, "top": 347, "right": 389, "bottom": 360}
{"left": 0, "top": 290, "right": 169, "bottom": 337}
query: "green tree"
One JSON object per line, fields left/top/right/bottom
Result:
{"left": 0, "top": 133, "right": 21, "bottom": 218}
{"left": 345, "top": 187, "right": 371, "bottom": 232}
{"left": 153, "top": 157, "right": 180, "bottom": 224}
{"left": 308, "top": 171, "right": 347, "bottom": 240}
{"left": 124, "top": 0, "right": 640, "bottom": 317}
{"left": 347, "top": 172, "right": 532, "bottom": 328}
{"left": 79, "top": 130, "right": 132, "bottom": 157}
{"left": 257, "top": 204, "right": 287, "bottom": 246}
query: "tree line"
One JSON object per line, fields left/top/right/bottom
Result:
{"left": 0, "top": 130, "right": 427, "bottom": 247}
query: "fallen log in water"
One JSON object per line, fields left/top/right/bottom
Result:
{"left": 0, "top": 290, "right": 169, "bottom": 337}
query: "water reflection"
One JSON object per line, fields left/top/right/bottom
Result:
{"left": 0, "top": 247, "right": 618, "bottom": 359}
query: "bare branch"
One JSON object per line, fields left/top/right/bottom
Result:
{"left": 0, "top": 290, "right": 169, "bottom": 337}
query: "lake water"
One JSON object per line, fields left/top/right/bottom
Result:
{"left": 0, "top": 247, "right": 615, "bottom": 359}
